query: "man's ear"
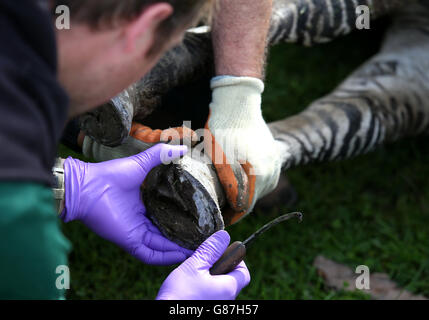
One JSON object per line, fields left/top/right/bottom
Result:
{"left": 123, "top": 3, "right": 173, "bottom": 54}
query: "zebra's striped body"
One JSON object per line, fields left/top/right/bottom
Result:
{"left": 269, "top": 0, "right": 406, "bottom": 46}
{"left": 270, "top": 1, "right": 429, "bottom": 169}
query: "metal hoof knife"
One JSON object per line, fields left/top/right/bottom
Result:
{"left": 210, "top": 212, "right": 303, "bottom": 275}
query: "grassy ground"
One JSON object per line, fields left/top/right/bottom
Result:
{"left": 59, "top": 22, "right": 429, "bottom": 299}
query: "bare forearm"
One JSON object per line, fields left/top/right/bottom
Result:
{"left": 212, "top": 0, "right": 273, "bottom": 79}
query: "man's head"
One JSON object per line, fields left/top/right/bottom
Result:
{"left": 54, "top": 0, "right": 210, "bottom": 117}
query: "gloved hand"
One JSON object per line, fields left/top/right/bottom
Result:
{"left": 205, "top": 76, "right": 286, "bottom": 225}
{"left": 60, "top": 143, "right": 193, "bottom": 265}
{"left": 156, "top": 230, "right": 250, "bottom": 300}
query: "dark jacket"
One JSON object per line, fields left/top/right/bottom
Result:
{"left": 0, "top": 0, "right": 69, "bottom": 185}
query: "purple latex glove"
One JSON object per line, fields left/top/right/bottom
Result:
{"left": 156, "top": 230, "right": 251, "bottom": 300}
{"left": 60, "top": 143, "right": 193, "bottom": 265}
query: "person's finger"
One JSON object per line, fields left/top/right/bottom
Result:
{"left": 207, "top": 261, "right": 250, "bottom": 300}
{"left": 142, "top": 231, "right": 193, "bottom": 257}
{"left": 226, "top": 261, "right": 251, "bottom": 293}
{"left": 145, "top": 222, "right": 162, "bottom": 235}
{"left": 133, "top": 245, "right": 189, "bottom": 266}
{"left": 159, "top": 144, "right": 188, "bottom": 164}
{"left": 131, "top": 144, "right": 188, "bottom": 181}
{"left": 185, "top": 230, "right": 230, "bottom": 269}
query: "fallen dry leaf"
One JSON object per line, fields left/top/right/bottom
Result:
{"left": 313, "top": 255, "right": 427, "bottom": 300}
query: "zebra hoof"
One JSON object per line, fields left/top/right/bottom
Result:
{"left": 142, "top": 156, "right": 225, "bottom": 250}
{"left": 79, "top": 92, "right": 135, "bottom": 147}
{"left": 255, "top": 175, "right": 298, "bottom": 211}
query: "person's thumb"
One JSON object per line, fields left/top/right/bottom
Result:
{"left": 186, "top": 230, "right": 231, "bottom": 269}
{"left": 131, "top": 143, "right": 188, "bottom": 181}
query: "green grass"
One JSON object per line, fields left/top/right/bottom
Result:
{"left": 59, "top": 24, "right": 429, "bottom": 299}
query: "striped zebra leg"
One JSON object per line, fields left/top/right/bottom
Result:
{"left": 79, "top": 30, "right": 213, "bottom": 147}
{"left": 269, "top": 0, "right": 407, "bottom": 46}
{"left": 80, "top": 0, "right": 405, "bottom": 147}
{"left": 270, "top": 1, "right": 429, "bottom": 169}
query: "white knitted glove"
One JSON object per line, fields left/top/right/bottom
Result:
{"left": 205, "top": 76, "right": 285, "bottom": 225}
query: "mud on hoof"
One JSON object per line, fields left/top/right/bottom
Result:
{"left": 142, "top": 155, "right": 225, "bottom": 250}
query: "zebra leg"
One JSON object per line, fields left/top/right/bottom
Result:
{"left": 270, "top": 1, "right": 429, "bottom": 169}
{"left": 79, "top": 30, "right": 213, "bottom": 147}
{"left": 80, "top": 0, "right": 405, "bottom": 147}
{"left": 269, "top": 0, "right": 407, "bottom": 46}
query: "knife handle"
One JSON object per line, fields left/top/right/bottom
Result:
{"left": 209, "top": 241, "right": 247, "bottom": 275}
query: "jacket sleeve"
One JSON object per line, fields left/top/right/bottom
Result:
{"left": 0, "top": 182, "right": 71, "bottom": 299}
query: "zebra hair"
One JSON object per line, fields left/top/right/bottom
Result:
{"left": 269, "top": 1, "right": 429, "bottom": 169}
